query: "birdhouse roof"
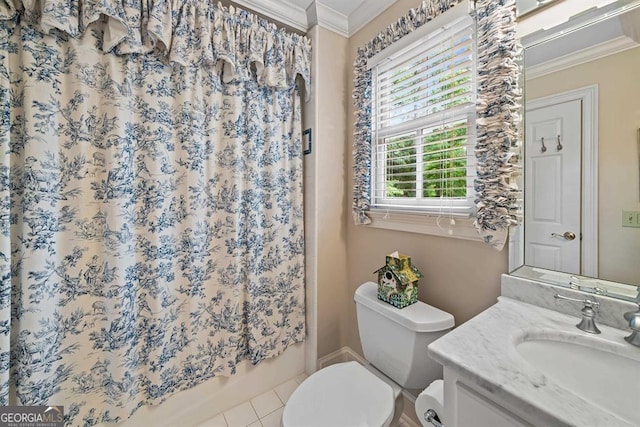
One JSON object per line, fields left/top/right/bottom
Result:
{"left": 374, "top": 253, "right": 423, "bottom": 284}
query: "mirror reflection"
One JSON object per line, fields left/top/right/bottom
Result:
{"left": 516, "top": 0, "right": 560, "bottom": 17}
{"left": 513, "top": 0, "right": 640, "bottom": 300}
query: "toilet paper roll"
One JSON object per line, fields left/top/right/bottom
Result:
{"left": 414, "top": 379, "right": 445, "bottom": 426}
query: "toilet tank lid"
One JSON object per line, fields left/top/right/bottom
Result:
{"left": 354, "top": 282, "right": 455, "bottom": 332}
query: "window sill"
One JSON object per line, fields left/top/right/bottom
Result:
{"left": 365, "top": 210, "right": 483, "bottom": 242}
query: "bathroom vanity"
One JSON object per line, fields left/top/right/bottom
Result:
{"left": 427, "top": 1, "right": 640, "bottom": 424}
{"left": 427, "top": 275, "right": 640, "bottom": 427}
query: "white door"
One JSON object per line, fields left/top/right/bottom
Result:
{"left": 525, "top": 99, "right": 582, "bottom": 274}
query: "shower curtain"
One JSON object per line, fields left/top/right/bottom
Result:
{"left": 0, "top": 1, "right": 310, "bottom": 424}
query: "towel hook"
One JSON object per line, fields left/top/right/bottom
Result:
{"left": 556, "top": 135, "right": 563, "bottom": 151}
{"left": 540, "top": 137, "right": 547, "bottom": 153}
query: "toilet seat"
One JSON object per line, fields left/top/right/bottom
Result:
{"left": 282, "top": 361, "right": 395, "bottom": 427}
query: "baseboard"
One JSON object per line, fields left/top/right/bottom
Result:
{"left": 317, "top": 346, "right": 366, "bottom": 368}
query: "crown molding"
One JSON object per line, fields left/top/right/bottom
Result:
{"left": 348, "top": 0, "right": 396, "bottom": 36}
{"left": 231, "top": 0, "right": 308, "bottom": 32}
{"left": 306, "top": 2, "right": 349, "bottom": 37}
{"left": 526, "top": 36, "right": 639, "bottom": 80}
{"left": 232, "top": 0, "right": 397, "bottom": 37}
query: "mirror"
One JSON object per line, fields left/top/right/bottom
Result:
{"left": 515, "top": 0, "right": 561, "bottom": 17}
{"left": 511, "top": 0, "right": 640, "bottom": 302}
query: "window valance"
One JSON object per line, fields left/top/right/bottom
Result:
{"left": 0, "top": 0, "right": 311, "bottom": 94}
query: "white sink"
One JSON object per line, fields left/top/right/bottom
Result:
{"left": 516, "top": 336, "right": 640, "bottom": 425}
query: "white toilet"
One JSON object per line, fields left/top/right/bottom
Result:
{"left": 282, "top": 281, "right": 454, "bottom": 427}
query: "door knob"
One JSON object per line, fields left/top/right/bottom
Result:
{"left": 551, "top": 232, "right": 576, "bottom": 241}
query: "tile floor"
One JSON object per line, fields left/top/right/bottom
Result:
{"left": 195, "top": 372, "right": 419, "bottom": 427}
{"left": 195, "top": 373, "right": 307, "bottom": 427}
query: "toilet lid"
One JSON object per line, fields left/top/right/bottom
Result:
{"left": 282, "top": 361, "right": 395, "bottom": 427}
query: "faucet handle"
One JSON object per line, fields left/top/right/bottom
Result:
{"left": 623, "top": 304, "right": 640, "bottom": 347}
{"left": 554, "top": 293, "right": 599, "bottom": 310}
{"left": 554, "top": 293, "right": 601, "bottom": 334}
{"left": 624, "top": 304, "right": 640, "bottom": 329}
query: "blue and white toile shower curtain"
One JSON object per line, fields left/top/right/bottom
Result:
{"left": 0, "top": 1, "right": 310, "bottom": 424}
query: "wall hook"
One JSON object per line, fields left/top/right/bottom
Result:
{"left": 540, "top": 137, "right": 547, "bottom": 153}
{"left": 556, "top": 135, "right": 563, "bottom": 151}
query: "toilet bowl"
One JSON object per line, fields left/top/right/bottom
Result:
{"left": 282, "top": 282, "right": 454, "bottom": 427}
{"left": 282, "top": 361, "right": 396, "bottom": 427}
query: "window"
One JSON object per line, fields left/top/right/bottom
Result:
{"left": 369, "top": 12, "right": 476, "bottom": 215}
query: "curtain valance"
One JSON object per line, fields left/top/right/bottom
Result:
{"left": 352, "top": 0, "right": 521, "bottom": 250}
{"left": 352, "top": 0, "right": 466, "bottom": 226}
{"left": 0, "top": 0, "right": 311, "bottom": 94}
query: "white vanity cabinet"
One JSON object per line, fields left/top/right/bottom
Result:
{"left": 442, "top": 368, "right": 534, "bottom": 427}
{"left": 427, "top": 296, "right": 637, "bottom": 427}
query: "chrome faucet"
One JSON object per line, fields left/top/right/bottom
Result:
{"left": 554, "top": 294, "right": 600, "bottom": 334}
{"left": 623, "top": 304, "right": 640, "bottom": 347}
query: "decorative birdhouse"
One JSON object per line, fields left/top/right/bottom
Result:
{"left": 374, "top": 251, "right": 424, "bottom": 308}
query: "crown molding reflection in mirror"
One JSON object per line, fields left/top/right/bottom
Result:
{"left": 516, "top": 0, "right": 562, "bottom": 18}
{"left": 525, "top": 35, "right": 637, "bottom": 79}
{"left": 511, "top": 0, "right": 640, "bottom": 303}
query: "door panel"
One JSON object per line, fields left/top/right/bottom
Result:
{"left": 528, "top": 243, "right": 562, "bottom": 271}
{"left": 530, "top": 155, "right": 562, "bottom": 221}
{"left": 525, "top": 99, "right": 581, "bottom": 274}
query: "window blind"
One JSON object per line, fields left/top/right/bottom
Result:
{"left": 371, "top": 15, "right": 476, "bottom": 213}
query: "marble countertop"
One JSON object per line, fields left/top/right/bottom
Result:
{"left": 428, "top": 296, "right": 640, "bottom": 427}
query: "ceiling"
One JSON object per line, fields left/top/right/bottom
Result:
{"left": 230, "top": 0, "right": 396, "bottom": 36}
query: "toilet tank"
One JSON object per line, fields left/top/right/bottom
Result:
{"left": 354, "top": 282, "right": 455, "bottom": 389}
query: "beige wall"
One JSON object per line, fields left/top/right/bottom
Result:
{"left": 308, "top": 26, "right": 351, "bottom": 360}
{"left": 303, "top": 26, "right": 319, "bottom": 372}
{"left": 527, "top": 47, "right": 640, "bottom": 285}
{"left": 340, "top": 0, "right": 508, "bottom": 358}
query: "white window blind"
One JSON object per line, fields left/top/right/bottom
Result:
{"left": 371, "top": 14, "right": 476, "bottom": 214}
